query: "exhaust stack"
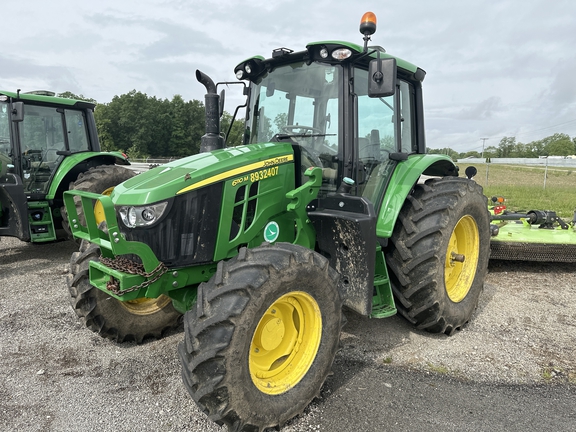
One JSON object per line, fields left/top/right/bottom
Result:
{"left": 196, "top": 70, "right": 224, "bottom": 153}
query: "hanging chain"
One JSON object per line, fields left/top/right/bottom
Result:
{"left": 99, "top": 256, "right": 168, "bottom": 296}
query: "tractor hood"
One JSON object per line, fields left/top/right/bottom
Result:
{"left": 111, "top": 142, "right": 295, "bottom": 206}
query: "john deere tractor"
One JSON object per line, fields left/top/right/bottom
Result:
{"left": 0, "top": 90, "right": 134, "bottom": 243}
{"left": 65, "top": 12, "right": 490, "bottom": 431}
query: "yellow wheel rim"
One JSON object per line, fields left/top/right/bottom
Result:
{"left": 119, "top": 294, "right": 173, "bottom": 316}
{"left": 94, "top": 186, "right": 115, "bottom": 225}
{"left": 444, "top": 215, "right": 480, "bottom": 303}
{"left": 249, "top": 291, "right": 322, "bottom": 395}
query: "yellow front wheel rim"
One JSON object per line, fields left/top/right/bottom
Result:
{"left": 444, "top": 215, "right": 480, "bottom": 303}
{"left": 93, "top": 186, "right": 115, "bottom": 226}
{"left": 120, "top": 295, "right": 173, "bottom": 316}
{"left": 249, "top": 291, "right": 322, "bottom": 395}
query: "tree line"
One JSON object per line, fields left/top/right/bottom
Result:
{"left": 429, "top": 134, "right": 576, "bottom": 161}
{"left": 58, "top": 90, "right": 244, "bottom": 158}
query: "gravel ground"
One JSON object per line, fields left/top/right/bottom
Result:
{"left": 1, "top": 236, "right": 575, "bottom": 431}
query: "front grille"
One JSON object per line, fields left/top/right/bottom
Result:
{"left": 121, "top": 183, "right": 222, "bottom": 267}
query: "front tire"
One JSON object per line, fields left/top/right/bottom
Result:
{"left": 386, "top": 177, "right": 490, "bottom": 335}
{"left": 67, "top": 240, "right": 182, "bottom": 343}
{"left": 179, "top": 243, "right": 343, "bottom": 431}
{"left": 61, "top": 165, "right": 135, "bottom": 240}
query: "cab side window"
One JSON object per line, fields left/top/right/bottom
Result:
{"left": 354, "top": 68, "right": 414, "bottom": 203}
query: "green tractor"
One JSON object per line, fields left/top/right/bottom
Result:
{"left": 0, "top": 90, "right": 135, "bottom": 243}
{"left": 65, "top": 12, "right": 490, "bottom": 431}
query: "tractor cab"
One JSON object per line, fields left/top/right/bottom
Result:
{"left": 1, "top": 92, "right": 93, "bottom": 198}
{"left": 1, "top": 90, "right": 131, "bottom": 242}
{"left": 232, "top": 33, "right": 431, "bottom": 213}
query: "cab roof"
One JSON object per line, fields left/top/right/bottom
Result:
{"left": 0, "top": 90, "right": 96, "bottom": 109}
{"left": 235, "top": 40, "right": 425, "bottom": 83}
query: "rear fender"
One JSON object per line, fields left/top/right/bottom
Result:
{"left": 46, "top": 152, "right": 130, "bottom": 200}
{"left": 376, "top": 155, "right": 457, "bottom": 238}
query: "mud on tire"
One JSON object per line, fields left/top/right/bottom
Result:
{"left": 179, "top": 242, "right": 343, "bottom": 431}
{"left": 67, "top": 240, "right": 182, "bottom": 343}
{"left": 386, "top": 176, "right": 490, "bottom": 335}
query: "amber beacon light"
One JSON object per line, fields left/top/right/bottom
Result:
{"left": 359, "top": 11, "right": 377, "bottom": 36}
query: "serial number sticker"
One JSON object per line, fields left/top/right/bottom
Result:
{"left": 231, "top": 166, "right": 280, "bottom": 186}
{"left": 250, "top": 166, "right": 279, "bottom": 183}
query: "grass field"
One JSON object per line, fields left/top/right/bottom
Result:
{"left": 456, "top": 163, "right": 576, "bottom": 218}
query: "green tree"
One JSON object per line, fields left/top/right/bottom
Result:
{"left": 428, "top": 147, "right": 459, "bottom": 161}
{"left": 221, "top": 113, "right": 245, "bottom": 147}
{"left": 460, "top": 150, "right": 481, "bottom": 158}
{"left": 523, "top": 139, "right": 545, "bottom": 158}
{"left": 94, "top": 103, "right": 116, "bottom": 151}
{"left": 167, "top": 95, "right": 188, "bottom": 157}
{"left": 57, "top": 91, "right": 97, "bottom": 104}
{"left": 496, "top": 137, "right": 518, "bottom": 157}
{"left": 273, "top": 113, "right": 288, "bottom": 134}
{"left": 483, "top": 146, "right": 498, "bottom": 158}
{"left": 185, "top": 99, "right": 206, "bottom": 156}
{"left": 542, "top": 133, "right": 574, "bottom": 156}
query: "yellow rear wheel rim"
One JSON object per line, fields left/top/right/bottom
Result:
{"left": 444, "top": 215, "right": 480, "bottom": 303}
{"left": 249, "top": 291, "right": 322, "bottom": 395}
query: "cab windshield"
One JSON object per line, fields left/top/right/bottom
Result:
{"left": 245, "top": 62, "right": 340, "bottom": 189}
{"left": 243, "top": 59, "right": 415, "bottom": 203}
{"left": 19, "top": 104, "right": 91, "bottom": 193}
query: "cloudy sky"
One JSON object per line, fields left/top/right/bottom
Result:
{"left": 3, "top": 0, "right": 576, "bottom": 153}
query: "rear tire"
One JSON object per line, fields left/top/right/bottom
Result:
{"left": 386, "top": 177, "right": 490, "bottom": 335}
{"left": 67, "top": 240, "right": 181, "bottom": 343}
{"left": 179, "top": 243, "right": 343, "bottom": 431}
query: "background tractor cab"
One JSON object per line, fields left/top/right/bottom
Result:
{"left": 0, "top": 90, "right": 133, "bottom": 243}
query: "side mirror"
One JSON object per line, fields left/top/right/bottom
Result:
{"left": 368, "top": 57, "right": 397, "bottom": 98}
{"left": 11, "top": 101, "right": 24, "bottom": 122}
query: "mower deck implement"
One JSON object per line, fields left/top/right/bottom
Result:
{"left": 490, "top": 206, "right": 576, "bottom": 262}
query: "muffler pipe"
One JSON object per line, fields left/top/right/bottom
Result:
{"left": 196, "top": 70, "right": 224, "bottom": 153}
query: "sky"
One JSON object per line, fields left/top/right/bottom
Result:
{"left": 3, "top": 0, "right": 576, "bottom": 154}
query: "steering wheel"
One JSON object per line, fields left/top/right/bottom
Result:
{"left": 281, "top": 125, "right": 323, "bottom": 135}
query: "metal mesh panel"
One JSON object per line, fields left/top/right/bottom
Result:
{"left": 490, "top": 241, "right": 576, "bottom": 263}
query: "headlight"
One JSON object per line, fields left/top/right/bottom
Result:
{"left": 118, "top": 202, "right": 168, "bottom": 228}
{"left": 331, "top": 48, "right": 352, "bottom": 60}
